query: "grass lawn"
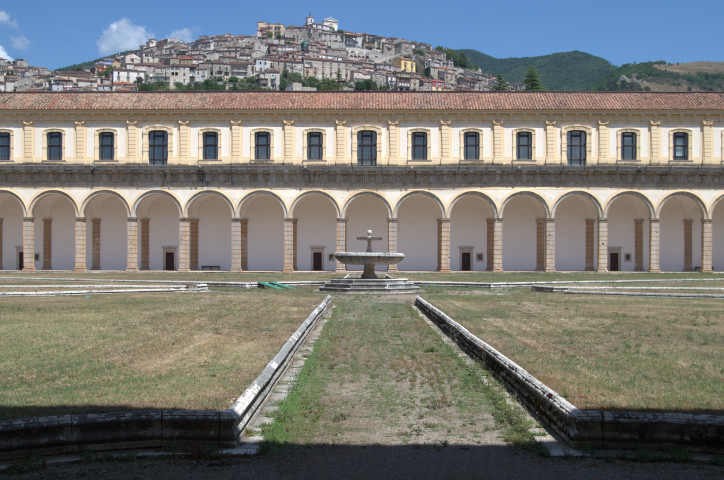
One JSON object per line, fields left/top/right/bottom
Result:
{"left": 423, "top": 287, "right": 724, "bottom": 412}
{"left": 0, "top": 287, "right": 327, "bottom": 420}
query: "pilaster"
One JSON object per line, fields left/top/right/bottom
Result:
{"left": 126, "top": 217, "right": 138, "bottom": 272}
{"left": 440, "top": 120, "right": 452, "bottom": 165}
{"left": 240, "top": 218, "right": 249, "bottom": 270}
{"left": 486, "top": 218, "right": 494, "bottom": 271}
{"left": 336, "top": 217, "right": 347, "bottom": 273}
{"left": 545, "top": 120, "right": 557, "bottom": 165}
{"left": 536, "top": 218, "right": 545, "bottom": 271}
{"left": 0, "top": 218, "right": 3, "bottom": 269}
{"left": 597, "top": 120, "right": 609, "bottom": 165}
{"left": 231, "top": 218, "right": 242, "bottom": 272}
{"left": 492, "top": 218, "right": 503, "bottom": 272}
{"left": 178, "top": 120, "right": 190, "bottom": 165}
{"left": 702, "top": 120, "right": 714, "bottom": 165}
{"left": 91, "top": 218, "right": 101, "bottom": 270}
{"left": 22, "top": 121, "right": 34, "bottom": 162}
{"left": 140, "top": 218, "right": 150, "bottom": 270}
{"left": 387, "top": 218, "right": 398, "bottom": 273}
{"left": 190, "top": 218, "right": 199, "bottom": 270}
{"left": 283, "top": 217, "right": 295, "bottom": 273}
{"left": 22, "top": 217, "right": 35, "bottom": 272}
{"left": 126, "top": 120, "right": 138, "bottom": 161}
{"left": 683, "top": 219, "right": 693, "bottom": 271}
{"left": 292, "top": 218, "right": 298, "bottom": 271}
{"left": 585, "top": 219, "right": 595, "bottom": 271}
{"left": 649, "top": 120, "right": 661, "bottom": 165}
{"left": 545, "top": 218, "right": 556, "bottom": 272}
{"left": 597, "top": 218, "right": 608, "bottom": 272}
{"left": 74, "top": 217, "right": 87, "bottom": 272}
{"left": 75, "top": 121, "right": 87, "bottom": 164}
{"left": 647, "top": 219, "right": 659, "bottom": 273}
{"left": 335, "top": 120, "right": 347, "bottom": 165}
{"left": 492, "top": 120, "right": 504, "bottom": 164}
{"left": 283, "top": 120, "right": 295, "bottom": 163}
{"left": 178, "top": 217, "right": 190, "bottom": 272}
{"left": 230, "top": 120, "right": 242, "bottom": 163}
{"left": 43, "top": 218, "right": 52, "bottom": 270}
{"left": 387, "top": 120, "right": 399, "bottom": 166}
{"left": 438, "top": 218, "right": 450, "bottom": 272}
{"left": 701, "top": 219, "right": 713, "bottom": 273}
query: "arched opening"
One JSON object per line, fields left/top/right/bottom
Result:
{"left": 84, "top": 193, "right": 128, "bottom": 270}
{"left": 606, "top": 194, "right": 652, "bottom": 271}
{"left": 397, "top": 193, "right": 443, "bottom": 271}
{"left": 240, "top": 194, "right": 284, "bottom": 271}
{"left": 293, "top": 193, "right": 337, "bottom": 271}
{"left": 187, "top": 193, "right": 232, "bottom": 271}
{"left": 135, "top": 193, "right": 181, "bottom": 271}
{"left": 713, "top": 198, "right": 724, "bottom": 271}
{"left": 0, "top": 193, "right": 24, "bottom": 270}
{"left": 501, "top": 194, "right": 546, "bottom": 271}
{"left": 344, "top": 194, "right": 390, "bottom": 273}
{"left": 554, "top": 194, "right": 600, "bottom": 271}
{"left": 32, "top": 193, "right": 76, "bottom": 270}
{"left": 659, "top": 195, "right": 703, "bottom": 271}
{"left": 449, "top": 194, "right": 495, "bottom": 271}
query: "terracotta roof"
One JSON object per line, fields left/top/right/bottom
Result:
{"left": 0, "top": 91, "right": 722, "bottom": 111}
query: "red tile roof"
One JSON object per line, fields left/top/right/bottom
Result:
{"left": 0, "top": 91, "right": 722, "bottom": 111}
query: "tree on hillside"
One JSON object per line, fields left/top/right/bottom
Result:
{"left": 524, "top": 67, "right": 545, "bottom": 91}
{"left": 492, "top": 74, "right": 509, "bottom": 91}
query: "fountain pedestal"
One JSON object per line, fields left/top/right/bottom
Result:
{"left": 320, "top": 230, "right": 419, "bottom": 294}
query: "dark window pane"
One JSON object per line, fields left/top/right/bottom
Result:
{"left": 308, "top": 132, "right": 322, "bottom": 160}
{"left": 203, "top": 132, "right": 218, "bottom": 160}
{"left": 464, "top": 132, "right": 479, "bottom": 160}
{"left": 47, "top": 132, "right": 62, "bottom": 160}
{"left": 357, "top": 130, "right": 377, "bottom": 166}
{"left": 255, "top": 132, "right": 270, "bottom": 160}
{"left": 621, "top": 132, "right": 636, "bottom": 160}
{"left": 0, "top": 132, "right": 9, "bottom": 161}
{"left": 99, "top": 132, "right": 114, "bottom": 160}
{"left": 567, "top": 130, "right": 586, "bottom": 166}
{"left": 516, "top": 132, "right": 531, "bottom": 160}
{"left": 412, "top": 132, "right": 427, "bottom": 160}
{"left": 149, "top": 130, "right": 168, "bottom": 165}
{"left": 673, "top": 132, "right": 688, "bottom": 160}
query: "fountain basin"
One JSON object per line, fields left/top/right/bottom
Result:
{"left": 334, "top": 252, "right": 404, "bottom": 279}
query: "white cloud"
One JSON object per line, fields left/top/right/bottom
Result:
{"left": 0, "top": 44, "right": 12, "bottom": 61}
{"left": 0, "top": 11, "right": 18, "bottom": 28}
{"left": 11, "top": 35, "right": 29, "bottom": 50}
{"left": 97, "top": 18, "right": 154, "bottom": 55}
{"left": 167, "top": 28, "right": 195, "bottom": 43}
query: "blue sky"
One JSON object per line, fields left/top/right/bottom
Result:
{"left": 0, "top": 0, "right": 721, "bottom": 70}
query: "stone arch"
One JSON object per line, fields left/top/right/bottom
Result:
{"left": 604, "top": 191, "right": 655, "bottom": 218}
{"left": 552, "top": 190, "right": 603, "bottom": 218}
{"left": 553, "top": 192, "right": 602, "bottom": 271}
{"left": 711, "top": 194, "right": 724, "bottom": 271}
{"left": 81, "top": 190, "right": 131, "bottom": 218}
{"left": 289, "top": 190, "right": 341, "bottom": 218}
{"left": 341, "top": 191, "right": 392, "bottom": 218}
{"left": 83, "top": 191, "right": 130, "bottom": 270}
{"left": 292, "top": 192, "right": 338, "bottom": 271}
{"left": 500, "top": 191, "right": 550, "bottom": 218}
{"left": 447, "top": 191, "right": 499, "bottom": 218}
{"left": 0, "top": 189, "right": 27, "bottom": 216}
{"left": 132, "top": 190, "right": 182, "bottom": 217}
{"left": 30, "top": 190, "right": 80, "bottom": 217}
{"left": 656, "top": 191, "right": 707, "bottom": 219}
{"left": 0, "top": 191, "right": 26, "bottom": 270}
{"left": 134, "top": 191, "right": 182, "bottom": 271}
{"left": 393, "top": 190, "right": 445, "bottom": 218}
{"left": 31, "top": 191, "right": 78, "bottom": 270}
{"left": 605, "top": 191, "right": 654, "bottom": 271}
{"left": 658, "top": 192, "right": 705, "bottom": 272}
{"left": 239, "top": 191, "right": 286, "bottom": 271}
{"left": 448, "top": 191, "right": 497, "bottom": 271}
{"left": 238, "top": 190, "right": 288, "bottom": 218}
{"left": 500, "top": 192, "right": 549, "bottom": 271}
{"left": 184, "top": 190, "right": 234, "bottom": 217}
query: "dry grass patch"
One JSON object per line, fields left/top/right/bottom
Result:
{"left": 0, "top": 288, "right": 326, "bottom": 420}
{"left": 424, "top": 288, "right": 724, "bottom": 412}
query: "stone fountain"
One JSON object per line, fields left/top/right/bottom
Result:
{"left": 320, "top": 230, "right": 419, "bottom": 293}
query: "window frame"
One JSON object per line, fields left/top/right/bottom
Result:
{"left": 515, "top": 130, "right": 533, "bottom": 161}
{"left": 356, "top": 129, "right": 377, "bottom": 166}
{"left": 671, "top": 130, "right": 691, "bottom": 161}
{"left": 0, "top": 130, "right": 11, "bottom": 161}
{"left": 254, "top": 130, "right": 271, "bottom": 160}
{"left": 148, "top": 130, "right": 168, "bottom": 165}
{"left": 407, "top": 129, "right": 431, "bottom": 161}
{"left": 46, "top": 131, "right": 63, "bottom": 161}
{"left": 461, "top": 130, "right": 481, "bottom": 161}
{"left": 618, "top": 130, "right": 640, "bottom": 161}
{"left": 202, "top": 131, "right": 219, "bottom": 160}
{"left": 567, "top": 130, "right": 587, "bottom": 166}
{"left": 98, "top": 131, "right": 116, "bottom": 161}
{"left": 305, "top": 130, "right": 324, "bottom": 161}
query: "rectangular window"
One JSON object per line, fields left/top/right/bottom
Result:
{"left": 412, "top": 132, "right": 427, "bottom": 160}
{"left": 673, "top": 132, "right": 688, "bottom": 160}
{"left": 149, "top": 130, "right": 168, "bottom": 165}
{"left": 203, "top": 131, "right": 218, "bottom": 160}
{"left": 357, "top": 130, "right": 377, "bottom": 166}
{"left": 47, "top": 132, "right": 62, "bottom": 161}
{"left": 0, "top": 132, "right": 9, "bottom": 161}
{"left": 99, "top": 132, "right": 114, "bottom": 160}
{"left": 567, "top": 130, "right": 586, "bottom": 166}
{"left": 464, "top": 132, "right": 479, "bottom": 160}
{"left": 307, "top": 132, "right": 322, "bottom": 160}
{"left": 516, "top": 132, "right": 532, "bottom": 160}
{"left": 621, "top": 132, "right": 636, "bottom": 160}
{"left": 255, "top": 132, "right": 270, "bottom": 160}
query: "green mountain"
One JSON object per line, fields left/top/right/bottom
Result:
{"left": 593, "top": 61, "right": 724, "bottom": 92}
{"left": 459, "top": 49, "right": 616, "bottom": 91}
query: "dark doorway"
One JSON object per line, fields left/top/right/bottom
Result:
{"left": 461, "top": 252, "right": 471, "bottom": 271}
{"left": 18, "top": 251, "right": 23, "bottom": 271}
{"left": 165, "top": 251, "right": 175, "bottom": 271}
{"left": 312, "top": 251, "right": 323, "bottom": 271}
{"left": 609, "top": 252, "right": 620, "bottom": 271}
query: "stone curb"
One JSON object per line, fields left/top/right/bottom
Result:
{"left": 532, "top": 285, "right": 724, "bottom": 299}
{"left": 414, "top": 296, "right": 724, "bottom": 453}
{"left": 0, "top": 295, "right": 331, "bottom": 460}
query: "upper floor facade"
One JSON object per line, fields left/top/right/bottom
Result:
{"left": 0, "top": 91, "right": 722, "bottom": 168}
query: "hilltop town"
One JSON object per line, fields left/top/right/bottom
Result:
{"left": 0, "top": 14, "right": 519, "bottom": 93}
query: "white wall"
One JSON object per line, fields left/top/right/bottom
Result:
{"left": 295, "top": 195, "right": 336, "bottom": 271}
{"left": 345, "top": 195, "right": 389, "bottom": 272}
{"left": 191, "top": 195, "right": 231, "bottom": 270}
{"left": 0, "top": 195, "right": 23, "bottom": 270}
{"left": 659, "top": 197, "right": 701, "bottom": 271}
{"left": 140, "top": 196, "right": 179, "bottom": 270}
{"left": 397, "top": 194, "right": 440, "bottom": 271}
{"left": 85, "top": 195, "right": 127, "bottom": 270}
{"left": 502, "top": 196, "right": 540, "bottom": 271}
{"left": 607, "top": 196, "right": 650, "bottom": 271}
{"left": 713, "top": 202, "right": 724, "bottom": 271}
{"left": 245, "top": 195, "right": 283, "bottom": 271}
{"left": 554, "top": 197, "right": 593, "bottom": 271}
{"left": 449, "top": 196, "right": 490, "bottom": 271}
{"left": 33, "top": 195, "right": 75, "bottom": 270}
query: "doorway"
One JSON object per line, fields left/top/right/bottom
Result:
{"left": 312, "top": 251, "right": 323, "bottom": 271}
{"left": 163, "top": 247, "right": 177, "bottom": 271}
{"left": 609, "top": 251, "right": 620, "bottom": 271}
{"left": 461, "top": 252, "right": 471, "bottom": 271}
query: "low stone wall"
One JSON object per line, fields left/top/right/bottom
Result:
{"left": 414, "top": 296, "right": 724, "bottom": 453}
{"left": 0, "top": 295, "right": 331, "bottom": 460}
